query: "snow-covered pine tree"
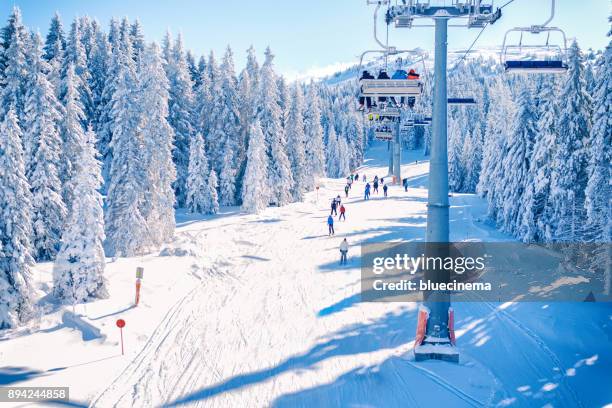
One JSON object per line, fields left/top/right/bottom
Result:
{"left": 96, "top": 19, "right": 122, "bottom": 188}
{"left": 549, "top": 41, "right": 592, "bottom": 242}
{"left": 60, "top": 63, "right": 86, "bottom": 212}
{"left": 53, "top": 126, "right": 107, "bottom": 303}
{"left": 235, "top": 68, "right": 254, "bottom": 198}
{"left": 498, "top": 86, "right": 537, "bottom": 235}
{"left": 43, "top": 14, "right": 66, "bottom": 99}
{"left": 258, "top": 47, "right": 293, "bottom": 206}
{"left": 218, "top": 140, "right": 237, "bottom": 206}
{"left": 88, "top": 27, "right": 110, "bottom": 140}
{"left": 448, "top": 116, "right": 465, "bottom": 192}
{"left": 0, "top": 7, "right": 29, "bottom": 122}
{"left": 104, "top": 42, "right": 149, "bottom": 257}
{"left": 241, "top": 120, "right": 269, "bottom": 213}
{"left": 204, "top": 51, "right": 222, "bottom": 167}
{"left": 192, "top": 56, "right": 211, "bottom": 140}
{"left": 207, "top": 169, "right": 220, "bottom": 215}
{"left": 477, "top": 78, "right": 515, "bottom": 220}
{"left": 520, "top": 75, "right": 559, "bottom": 242}
{"left": 585, "top": 25, "right": 611, "bottom": 242}
{"left": 186, "top": 133, "right": 217, "bottom": 214}
{"left": 286, "top": 84, "right": 308, "bottom": 201}
{"left": 0, "top": 109, "right": 34, "bottom": 329}
{"left": 80, "top": 17, "right": 98, "bottom": 59}
{"left": 139, "top": 42, "right": 176, "bottom": 245}
{"left": 62, "top": 17, "right": 93, "bottom": 124}
{"left": 245, "top": 45, "right": 260, "bottom": 96}
{"left": 24, "top": 32, "right": 66, "bottom": 261}
{"left": 129, "top": 19, "right": 145, "bottom": 61}
{"left": 278, "top": 76, "right": 291, "bottom": 131}
{"left": 43, "top": 12, "right": 65, "bottom": 61}
{"left": 346, "top": 109, "right": 365, "bottom": 169}
{"left": 338, "top": 133, "right": 351, "bottom": 178}
{"left": 216, "top": 47, "right": 240, "bottom": 206}
{"left": 165, "top": 33, "right": 194, "bottom": 207}
{"left": 325, "top": 124, "right": 340, "bottom": 177}
{"left": 197, "top": 55, "right": 207, "bottom": 80}
{"left": 461, "top": 126, "right": 483, "bottom": 193}
{"left": 185, "top": 50, "right": 199, "bottom": 86}
{"left": 304, "top": 83, "right": 325, "bottom": 188}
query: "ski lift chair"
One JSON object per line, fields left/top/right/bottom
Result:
{"left": 370, "top": 104, "right": 401, "bottom": 118}
{"left": 448, "top": 97, "right": 477, "bottom": 105}
{"left": 374, "top": 122, "right": 394, "bottom": 140}
{"left": 374, "top": 130, "right": 394, "bottom": 141}
{"left": 357, "top": 2, "right": 428, "bottom": 108}
{"left": 360, "top": 78, "right": 423, "bottom": 98}
{"left": 500, "top": 1, "right": 568, "bottom": 74}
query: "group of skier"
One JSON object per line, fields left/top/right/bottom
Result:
{"left": 325, "top": 167, "right": 413, "bottom": 264}
{"left": 326, "top": 172, "right": 367, "bottom": 265}
{"left": 364, "top": 175, "right": 390, "bottom": 199}
{"left": 328, "top": 195, "right": 346, "bottom": 236}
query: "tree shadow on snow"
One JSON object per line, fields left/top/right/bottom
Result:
{"left": 0, "top": 366, "right": 46, "bottom": 385}
{"left": 163, "top": 309, "right": 417, "bottom": 407}
{"left": 88, "top": 304, "right": 136, "bottom": 321}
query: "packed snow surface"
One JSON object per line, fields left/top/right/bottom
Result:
{"left": 1, "top": 143, "right": 611, "bottom": 407}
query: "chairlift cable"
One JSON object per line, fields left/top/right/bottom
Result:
{"left": 452, "top": 0, "right": 517, "bottom": 71}
{"left": 451, "top": 23, "right": 488, "bottom": 70}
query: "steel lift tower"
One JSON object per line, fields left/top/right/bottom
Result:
{"left": 383, "top": 0, "right": 502, "bottom": 362}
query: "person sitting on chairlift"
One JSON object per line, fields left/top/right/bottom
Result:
{"left": 407, "top": 69, "right": 420, "bottom": 109}
{"left": 407, "top": 69, "right": 420, "bottom": 79}
{"left": 358, "top": 70, "right": 375, "bottom": 111}
{"left": 377, "top": 70, "right": 390, "bottom": 104}
{"left": 391, "top": 69, "right": 408, "bottom": 107}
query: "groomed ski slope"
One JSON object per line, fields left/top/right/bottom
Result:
{"left": 2, "top": 142, "right": 611, "bottom": 407}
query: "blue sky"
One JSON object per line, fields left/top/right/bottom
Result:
{"left": 3, "top": 0, "right": 610, "bottom": 77}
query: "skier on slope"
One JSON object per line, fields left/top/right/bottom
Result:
{"left": 336, "top": 195, "right": 342, "bottom": 206}
{"left": 339, "top": 204, "right": 346, "bottom": 221}
{"left": 373, "top": 179, "right": 379, "bottom": 194}
{"left": 383, "top": 184, "right": 388, "bottom": 197}
{"left": 344, "top": 184, "right": 349, "bottom": 198}
{"left": 339, "top": 238, "right": 349, "bottom": 265}
{"left": 403, "top": 177, "right": 408, "bottom": 192}
{"left": 364, "top": 183, "right": 371, "bottom": 200}
{"left": 331, "top": 198, "right": 338, "bottom": 216}
{"left": 362, "top": 174, "right": 367, "bottom": 182}
{"left": 327, "top": 215, "right": 335, "bottom": 236}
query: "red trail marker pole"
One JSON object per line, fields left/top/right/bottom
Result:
{"left": 135, "top": 267, "right": 144, "bottom": 306}
{"left": 116, "top": 319, "right": 126, "bottom": 355}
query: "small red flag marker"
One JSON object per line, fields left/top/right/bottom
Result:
{"left": 116, "top": 319, "right": 126, "bottom": 355}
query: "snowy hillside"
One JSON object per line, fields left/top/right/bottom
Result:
{"left": 2, "top": 142, "right": 610, "bottom": 407}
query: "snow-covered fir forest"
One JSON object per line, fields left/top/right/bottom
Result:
{"left": 0, "top": 8, "right": 365, "bottom": 329}
{"left": 0, "top": 5, "right": 610, "bottom": 332}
